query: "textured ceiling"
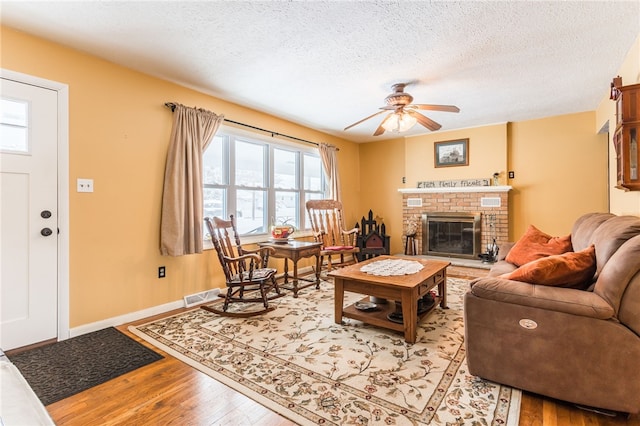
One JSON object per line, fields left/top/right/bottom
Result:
{"left": 1, "top": 1, "right": 639, "bottom": 143}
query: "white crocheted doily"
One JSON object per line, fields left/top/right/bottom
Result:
{"left": 359, "top": 259, "right": 424, "bottom": 276}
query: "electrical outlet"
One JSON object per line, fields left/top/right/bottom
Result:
{"left": 402, "top": 177, "right": 406, "bottom": 184}
{"left": 508, "top": 171, "right": 515, "bottom": 179}
{"left": 77, "top": 178, "right": 94, "bottom": 193}
{"left": 158, "top": 266, "right": 166, "bottom": 278}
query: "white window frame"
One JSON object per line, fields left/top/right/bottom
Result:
{"left": 203, "top": 125, "right": 328, "bottom": 246}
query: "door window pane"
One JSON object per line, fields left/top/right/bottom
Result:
{"left": 1, "top": 98, "right": 29, "bottom": 153}
{"left": 236, "top": 189, "right": 265, "bottom": 234}
{"left": 236, "top": 140, "right": 264, "bottom": 187}
{"left": 274, "top": 148, "right": 297, "bottom": 189}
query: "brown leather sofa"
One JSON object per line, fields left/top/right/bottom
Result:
{"left": 464, "top": 212, "right": 640, "bottom": 414}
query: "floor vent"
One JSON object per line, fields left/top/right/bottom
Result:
{"left": 183, "top": 289, "right": 220, "bottom": 308}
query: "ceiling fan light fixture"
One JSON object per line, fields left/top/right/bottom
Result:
{"left": 343, "top": 83, "right": 458, "bottom": 136}
{"left": 381, "top": 111, "right": 417, "bottom": 133}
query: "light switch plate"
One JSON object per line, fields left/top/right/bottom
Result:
{"left": 77, "top": 178, "right": 94, "bottom": 193}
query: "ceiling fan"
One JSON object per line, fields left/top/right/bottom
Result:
{"left": 344, "top": 83, "right": 460, "bottom": 136}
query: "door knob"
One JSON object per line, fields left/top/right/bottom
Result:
{"left": 41, "top": 210, "right": 52, "bottom": 219}
{"left": 41, "top": 228, "right": 53, "bottom": 237}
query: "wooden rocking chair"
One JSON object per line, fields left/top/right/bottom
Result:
{"left": 202, "top": 216, "right": 283, "bottom": 317}
{"left": 306, "top": 200, "right": 360, "bottom": 273}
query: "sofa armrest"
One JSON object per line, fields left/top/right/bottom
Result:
{"left": 487, "top": 260, "right": 517, "bottom": 277}
{"left": 469, "top": 277, "right": 614, "bottom": 319}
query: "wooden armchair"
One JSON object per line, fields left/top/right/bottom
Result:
{"left": 306, "top": 200, "right": 360, "bottom": 272}
{"left": 203, "top": 216, "right": 283, "bottom": 317}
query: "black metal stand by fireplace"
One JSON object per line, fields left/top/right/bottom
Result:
{"left": 422, "top": 212, "right": 482, "bottom": 260}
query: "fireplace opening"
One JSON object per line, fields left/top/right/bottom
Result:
{"left": 422, "top": 212, "right": 481, "bottom": 259}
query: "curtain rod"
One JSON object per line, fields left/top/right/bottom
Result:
{"left": 164, "top": 102, "right": 333, "bottom": 149}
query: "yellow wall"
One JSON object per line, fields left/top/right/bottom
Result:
{"left": 1, "top": 26, "right": 359, "bottom": 327}
{"left": 507, "top": 112, "right": 609, "bottom": 236}
{"left": 596, "top": 33, "right": 640, "bottom": 216}
{"left": 404, "top": 124, "right": 508, "bottom": 186}
{"left": 358, "top": 137, "right": 405, "bottom": 254}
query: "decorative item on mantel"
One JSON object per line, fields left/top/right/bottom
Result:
{"left": 417, "top": 178, "right": 490, "bottom": 188}
{"left": 492, "top": 172, "right": 500, "bottom": 186}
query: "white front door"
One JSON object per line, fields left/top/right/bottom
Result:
{"left": 1, "top": 78, "right": 59, "bottom": 350}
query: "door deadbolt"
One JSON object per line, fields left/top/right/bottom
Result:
{"left": 41, "top": 228, "right": 53, "bottom": 237}
{"left": 41, "top": 210, "right": 52, "bottom": 219}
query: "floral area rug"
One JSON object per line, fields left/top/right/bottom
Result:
{"left": 129, "top": 277, "right": 521, "bottom": 425}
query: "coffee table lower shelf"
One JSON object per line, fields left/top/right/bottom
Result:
{"left": 342, "top": 296, "right": 443, "bottom": 333}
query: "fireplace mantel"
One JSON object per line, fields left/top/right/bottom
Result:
{"left": 398, "top": 186, "right": 512, "bottom": 194}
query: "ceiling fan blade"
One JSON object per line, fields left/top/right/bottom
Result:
{"left": 407, "top": 110, "right": 442, "bottom": 131}
{"left": 373, "top": 123, "right": 386, "bottom": 136}
{"left": 409, "top": 104, "right": 460, "bottom": 113}
{"left": 373, "top": 112, "right": 391, "bottom": 136}
{"left": 344, "top": 110, "right": 387, "bottom": 131}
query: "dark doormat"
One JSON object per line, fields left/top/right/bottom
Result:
{"left": 8, "top": 327, "right": 163, "bottom": 406}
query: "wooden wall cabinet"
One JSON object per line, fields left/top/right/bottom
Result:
{"left": 612, "top": 78, "right": 640, "bottom": 191}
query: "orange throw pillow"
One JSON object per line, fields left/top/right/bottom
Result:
{"left": 505, "top": 225, "right": 572, "bottom": 266}
{"left": 502, "top": 245, "right": 596, "bottom": 288}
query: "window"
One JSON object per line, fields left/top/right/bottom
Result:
{"left": 1, "top": 98, "right": 29, "bottom": 153}
{"left": 203, "top": 127, "right": 327, "bottom": 237}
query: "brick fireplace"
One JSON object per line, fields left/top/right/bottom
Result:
{"left": 399, "top": 186, "right": 511, "bottom": 258}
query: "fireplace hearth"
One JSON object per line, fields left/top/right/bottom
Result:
{"left": 422, "top": 212, "right": 481, "bottom": 259}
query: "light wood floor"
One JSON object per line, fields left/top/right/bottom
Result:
{"left": 20, "top": 266, "right": 640, "bottom": 425}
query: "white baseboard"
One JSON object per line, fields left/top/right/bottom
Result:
{"left": 69, "top": 299, "right": 185, "bottom": 338}
{"left": 68, "top": 266, "right": 318, "bottom": 339}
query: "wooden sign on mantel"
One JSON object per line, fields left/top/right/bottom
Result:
{"left": 417, "top": 178, "right": 490, "bottom": 188}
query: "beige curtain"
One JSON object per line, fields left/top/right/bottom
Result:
{"left": 319, "top": 143, "right": 341, "bottom": 201}
{"left": 160, "top": 104, "right": 224, "bottom": 256}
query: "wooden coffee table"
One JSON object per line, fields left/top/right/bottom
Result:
{"left": 329, "top": 255, "right": 450, "bottom": 343}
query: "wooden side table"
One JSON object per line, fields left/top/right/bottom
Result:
{"left": 258, "top": 241, "right": 322, "bottom": 297}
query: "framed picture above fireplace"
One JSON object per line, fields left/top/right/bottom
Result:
{"left": 434, "top": 138, "right": 469, "bottom": 168}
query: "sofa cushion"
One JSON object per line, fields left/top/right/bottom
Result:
{"left": 590, "top": 215, "right": 640, "bottom": 277}
{"left": 502, "top": 245, "right": 596, "bottom": 289}
{"left": 468, "top": 276, "right": 614, "bottom": 319}
{"left": 505, "top": 225, "right": 572, "bottom": 266}
{"left": 594, "top": 233, "right": 640, "bottom": 320}
{"left": 571, "top": 213, "right": 615, "bottom": 252}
